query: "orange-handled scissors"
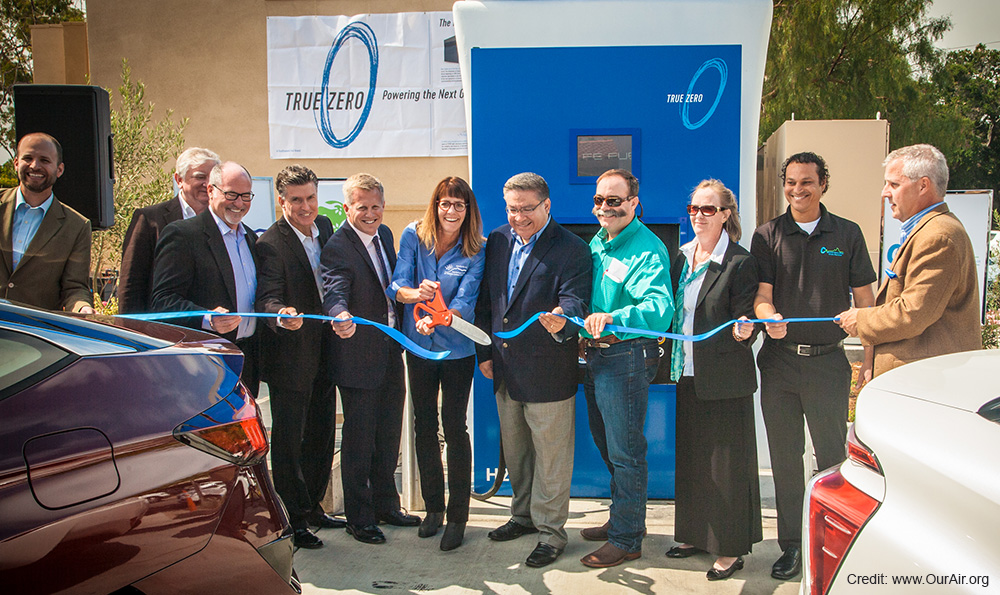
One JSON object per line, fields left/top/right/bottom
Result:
{"left": 413, "top": 286, "right": 491, "bottom": 346}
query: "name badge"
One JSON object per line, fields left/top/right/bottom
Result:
{"left": 605, "top": 257, "right": 628, "bottom": 283}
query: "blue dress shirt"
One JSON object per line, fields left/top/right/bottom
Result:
{"left": 388, "top": 222, "right": 486, "bottom": 359}
{"left": 11, "top": 189, "right": 54, "bottom": 269}
{"left": 506, "top": 217, "right": 551, "bottom": 301}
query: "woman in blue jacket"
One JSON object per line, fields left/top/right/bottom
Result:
{"left": 389, "top": 176, "right": 485, "bottom": 551}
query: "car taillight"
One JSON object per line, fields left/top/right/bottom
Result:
{"left": 806, "top": 467, "right": 879, "bottom": 595}
{"left": 846, "top": 423, "right": 881, "bottom": 474}
{"left": 173, "top": 383, "right": 269, "bottom": 465}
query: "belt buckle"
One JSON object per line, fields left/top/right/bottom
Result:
{"left": 796, "top": 344, "right": 811, "bottom": 356}
{"left": 597, "top": 342, "right": 611, "bottom": 349}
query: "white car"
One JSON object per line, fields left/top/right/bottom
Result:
{"left": 801, "top": 350, "right": 1000, "bottom": 595}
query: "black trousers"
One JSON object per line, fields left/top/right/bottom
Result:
{"left": 268, "top": 376, "right": 338, "bottom": 530}
{"left": 235, "top": 336, "right": 260, "bottom": 398}
{"left": 339, "top": 353, "right": 406, "bottom": 526}
{"left": 758, "top": 341, "right": 850, "bottom": 550}
{"left": 406, "top": 353, "right": 474, "bottom": 523}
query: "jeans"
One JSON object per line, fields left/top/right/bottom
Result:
{"left": 583, "top": 337, "right": 660, "bottom": 553}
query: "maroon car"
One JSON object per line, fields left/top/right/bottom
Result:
{"left": 0, "top": 301, "right": 299, "bottom": 594}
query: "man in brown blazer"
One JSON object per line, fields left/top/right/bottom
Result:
{"left": 838, "top": 143, "right": 981, "bottom": 378}
{"left": 117, "top": 147, "right": 220, "bottom": 313}
{"left": 1, "top": 132, "right": 93, "bottom": 313}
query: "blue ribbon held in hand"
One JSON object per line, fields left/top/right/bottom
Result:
{"left": 495, "top": 312, "right": 840, "bottom": 343}
{"left": 119, "top": 311, "right": 451, "bottom": 360}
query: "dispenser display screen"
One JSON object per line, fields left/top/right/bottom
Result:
{"left": 577, "top": 134, "right": 633, "bottom": 177}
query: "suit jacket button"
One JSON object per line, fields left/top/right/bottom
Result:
{"left": 503, "top": 317, "right": 508, "bottom": 324}
{"left": 502, "top": 342, "right": 508, "bottom": 349}
{"left": 7, "top": 282, "right": 13, "bottom": 288}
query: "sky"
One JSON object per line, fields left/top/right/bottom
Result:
{"left": 927, "top": 0, "right": 1000, "bottom": 51}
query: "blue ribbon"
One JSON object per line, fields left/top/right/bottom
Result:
{"left": 118, "top": 311, "right": 451, "bottom": 360}
{"left": 495, "top": 312, "right": 840, "bottom": 343}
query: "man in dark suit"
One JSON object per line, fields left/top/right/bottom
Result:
{"left": 474, "top": 172, "right": 591, "bottom": 568}
{"left": 256, "top": 165, "right": 342, "bottom": 549}
{"left": 150, "top": 161, "right": 260, "bottom": 396}
{"left": 1, "top": 132, "right": 93, "bottom": 313}
{"left": 321, "top": 173, "right": 420, "bottom": 545}
{"left": 117, "top": 147, "right": 220, "bottom": 313}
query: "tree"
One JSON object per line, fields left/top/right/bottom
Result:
{"left": 934, "top": 44, "right": 1000, "bottom": 214}
{"left": 91, "top": 59, "right": 186, "bottom": 298}
{"left": 0, "top": 0, "right": 83, "bottom": 160}
{"left": 760, "top": 0, "right": 967, "bottom": 154}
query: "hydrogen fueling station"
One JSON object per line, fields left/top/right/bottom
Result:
{"left": 452, "top": 0, "right": 773, "bottom": 500}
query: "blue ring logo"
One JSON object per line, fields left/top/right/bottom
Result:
{"left": 318, "top": 22, "right": 378, "bottom": 149}
{"left": 681, "top": 58, "right": 727, "bottom": 130}
{"left": 887, "top": 243, "right": 900, "bottom": 263}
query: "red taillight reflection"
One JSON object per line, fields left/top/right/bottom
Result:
{"left": 173, "top": 384, "right": 269, "bottom": 465}
{"left": 847, "top": 424, "right": 881, "bottom": 474}
{"left": 807, "top": 469, "right": 879, "bottom": 595}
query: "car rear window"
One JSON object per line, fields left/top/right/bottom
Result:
{"left": 0, "top": 329, "right": 78, "bottom": 401}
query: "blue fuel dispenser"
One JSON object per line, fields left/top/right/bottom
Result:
{"left": 454, "top": 0, "right": 771, "bottom": 498}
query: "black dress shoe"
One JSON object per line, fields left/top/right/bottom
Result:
{"left": 440, "top": 522, "right": 465, "bottom": 551}
{"left": 707, "top": 557, "right": 744, "bottom": 581}
{"left": 346, "top": 523, "right": 386, "bottom": 544}
{"left": 665, "top": 545, "right": 702, "bottom": 558}
{"left": 380, "top": 509, "right": 421, "bottom": 527}
{"left": 292, "top": 527, "right": 323, "bottom": 549}
{"left": 419, "top": 512, "right": 444, "bottom": 538}
{"left": 771, "top": 545, "right": 802, "bottom": 580}
{"left": 488, "top": 518, "right": 539, "bottom": 542}
{"left": 525, "top": 542, "right": 562, "bottom": 568}
{"left": 309, "top": 512, "right": 347, "bottom": 529}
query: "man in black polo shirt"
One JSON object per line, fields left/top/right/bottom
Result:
{"left": 751, "top": 152, "right": 876, "bottom": 581}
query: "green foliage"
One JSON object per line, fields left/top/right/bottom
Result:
{"left": 984, "top": 210, "right": 1000, "bottom": 349}
{"left": 760, "top": 0, "right": 968, "bottom": 154}
{"left": 91, "top": 59, "right": 186, "bottom": 286}
{"left": 0, "top": 159, "right": 15, "bottom": 187}
{"left": 934, "top": 44, "right": 1000, "bottom": 213}
{"left": 0, "top": 0, "right": 84, "bottom": 160}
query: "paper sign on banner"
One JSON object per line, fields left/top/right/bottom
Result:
{"left": 266, "top": 12, "right": 467, "bottom": 159}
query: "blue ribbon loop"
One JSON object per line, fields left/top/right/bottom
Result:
{"left": 495, "top": 312, "right": 840, "bottom": 343}
{"left": 118, "top": 311, "right": 451, "bottom": 360}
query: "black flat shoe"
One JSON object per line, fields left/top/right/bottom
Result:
{"left": 488, "top": 518, "right": 539, "bottom": 542}
{"left": 380, "top": 509, "right": 421, "bottom": 527}
{"left": 440, "top": 522, "right": 466, "bottom": 551}
{"left": 665, "top": 545, "right": 702, "bottom": 558}
{"left": 292, "top": 527, "right": 323, "bottom": 549}
{"left": 419, "top": 512, "right": 444, "bottom": 538}
{"left": 346, "top": 523, "right": 386, "bottom": 544}
{"left": 309, "top": 512, "right": 347, "bottom": 530}
{"left": 771, "top": 545, "right": 801, "bottom": 580}
{"left": 525, "top": 542, "right": 562, "bottom": 568}
{"left": 707, "top": 557, "right": 744, "bottom": 581}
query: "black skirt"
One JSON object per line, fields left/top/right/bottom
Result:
{"left": 673, "top": 376, "right": 763, "bottom": 557}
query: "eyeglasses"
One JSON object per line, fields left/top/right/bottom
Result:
{"left": 212, "top": 184, "right": 254, "bottom": 202}
{"left": 505, "top": 199, "right": 546, "bottom": 216}
{"left": 593, "top": 195, "right": 633, "bottom": 208}
{"left": 438, "top": 200, "right": 468, "bottom": 212}
{"left": 687, "top": 204, "right": 726, "bottom": 216}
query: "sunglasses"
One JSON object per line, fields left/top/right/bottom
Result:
{"left": 594, "top": 195, "right": 632, "bottom": 208}
{"left": 687, "top": 204, "right": 726, "bottom": 216}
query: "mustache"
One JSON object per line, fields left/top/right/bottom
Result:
{"left": 593, "top": 206, "right": 624, "bottom": 218}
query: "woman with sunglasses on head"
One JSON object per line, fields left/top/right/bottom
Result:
{"left": 388, "top": 176, "right": 486, "bottom": 552}
{"left": 665, "top": 179, "right": 762, "bottom": 580}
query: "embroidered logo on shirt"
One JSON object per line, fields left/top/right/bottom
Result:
{"left": 820, "top": 246, "right": 844, "bottom": 257}
{"left": 442, "top": 263, "right": 468, "bottom": 276}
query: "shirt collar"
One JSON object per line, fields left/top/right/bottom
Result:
{"left": 512, "top": 216, "right": 551, "bottom": 247}
{"left": 901, "top": 201, "right": 946, "bottom": 234}
{"left": 349, "top": 220, "right": 379, "bottom": 246}
{"left": 15, "top": 187, "right": 54, "bottom": 215}
{"left": 680, "top": 231, "right": 729, "bottom": 266}
{"left": 178, "top": 194, "right": 198, "bottom": 219}
{"left": 210, "top": 208, "right": 244, "bottom": 240}
{"left": 289, "top": 220, "right": 320, "bottom": 243}
{"left": 597, "top": 215, "right": 640, "bottom": 247}
{"left": 781, "top": 202, "right": 832, "bottom": 235}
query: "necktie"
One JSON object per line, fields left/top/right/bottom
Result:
{"left": 670, "top": 259, "right": 710, "bottom": 381}
{"left": 372, "top": 235, "right": 391, "bottom": 289}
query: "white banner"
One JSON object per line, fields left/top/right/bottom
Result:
{"left": 266, "top": 13, "right": 467, "bottom": 159}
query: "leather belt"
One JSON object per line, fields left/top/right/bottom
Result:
{"left": 775, "top": 340, "right": 843, "bottom": 357}
{"left": 581, "top": 335, "right": 625, "bottom": 349}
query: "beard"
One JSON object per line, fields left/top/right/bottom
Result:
{"left": 19, "top": 169, "right": 58, "bottom": 194}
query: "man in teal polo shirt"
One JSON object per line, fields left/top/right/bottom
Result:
{"left": 572, "top": 169, "right": 674, "bottom": 567}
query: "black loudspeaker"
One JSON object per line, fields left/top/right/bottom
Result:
{"left": 14, "top": 84, "right": 115, "bottom": 230}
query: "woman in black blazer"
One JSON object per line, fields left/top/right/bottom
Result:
{"left": 666, "top": 179, "right": 762, "bottom": 580}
